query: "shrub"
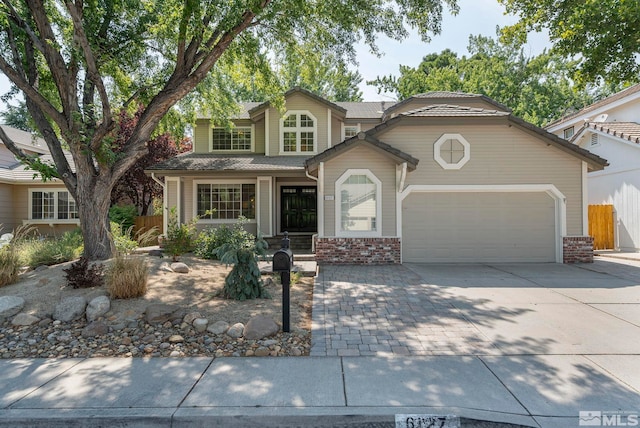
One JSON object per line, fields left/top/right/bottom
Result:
{"left": 0, "top": 247, "right": 20, "bottom": 287}
{"left": 195, "top": 217, "right": 254, "bottom": 260}
{"left": 63, "top": 257, "right": 105, "bottom": 289}
{"left": 109, "top": 204, "right": 138, "bottom": 231}
{"left": 217, "top": 229, "right": 269, "bottom": 301}
{"left": 15, "top": 229, "right": 83, "bottom": 267}
{"left": 106, "top": 254, "right": 148, "bottom": 299}
{"left": 110, "top": 221, "right": 138, "bottom": 254}
{"left": 164, "top": 207, "right": 199, "bottom": 261}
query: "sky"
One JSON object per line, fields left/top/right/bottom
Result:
{"left": 0, "top": 0, "right": 550, "bottom": 109}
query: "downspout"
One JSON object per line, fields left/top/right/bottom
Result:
{"left": 151, "top": 173, "right": 165, "bottom": 188}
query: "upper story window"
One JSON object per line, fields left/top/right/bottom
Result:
{"left": 280, "top": 111, "right": 317, "bottom": 154}
{"left": 433, "top": 133, "right": 470, "bottom": 170}
{"left": 563, "top": 126, "right": 575, "bottom": 139}
{"left": 343, "top": 125, "right": 360, "bottom": 140}
{"left": 30, "top": 189, "right": 78, "bottom": 220}
{"left": 335, "top": 169, "right": 381, "bottom": 237}
{"left": 211, "top": 126, "right": 252, "bottom": 151}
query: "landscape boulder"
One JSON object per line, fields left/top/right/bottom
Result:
{"left": 244, "top": 315, "right": 279, "bottom": 340}
{"left": 226, "top": 322, "right": 245, "bottom": 338}
{"left": 12, "top": 313, "right": 40, "bottom": 326}
{"left": 53, "top": 296, "right": 87, "bottom": 322}
{"left": 81, "top": 321, "right": 109, "bottom": 337}
{"left": 170, "top": 262, "right": 189, "bottom": 273}
{"left": 145, "top": 304, "right": 182, "bottom": 324}
{"left": 0, "top": 296, "right": 25, "bottom": 319}
{"left": 86, "top": 296, "right": 111, "bottom": 322}
{"left": 207, "top": 321, "right": 229, "bottom": 335}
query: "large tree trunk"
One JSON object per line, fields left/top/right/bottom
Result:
{"left": 76, "top": 178, "right": 114, "bottom": 260}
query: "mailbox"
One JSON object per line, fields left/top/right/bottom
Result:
{"left": 272, "top": 248, "right": 293, "bottom": 272}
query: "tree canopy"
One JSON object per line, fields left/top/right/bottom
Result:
{"left": 369, "top": 34, "right": 597, "bottom": 126}
{"left": 499, "top": 0, "right": 640, "bottom": 86}
{"left": 0, "top": 0, "right": 459, "bottom": 260}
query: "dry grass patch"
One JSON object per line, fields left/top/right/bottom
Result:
{"left": 0, "top": 248, "right": 20, "bottom": 287}
{"left": 106, "top": 254, "right": 149, "bottom": 299}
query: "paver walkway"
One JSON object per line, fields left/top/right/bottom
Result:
{"left": 310, "top": 265, "right": 498, "bottom": 356}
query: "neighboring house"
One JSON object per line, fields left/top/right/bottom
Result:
{"left": 547, "top": 84, "right": 640, "bottom": 251}
{"left": 0, "top": 125, "right": 79, "bottom": 235}
{"left": 148, "top": 87, "right": 607, "bottom": 264}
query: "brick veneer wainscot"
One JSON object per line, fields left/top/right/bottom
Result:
{"left": 563, "top": 236, "right": 594, "bottom": 263}
{"left": 315, "top": 237, "right": 401, "bottom": 264}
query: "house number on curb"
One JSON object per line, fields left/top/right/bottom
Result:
{"left": 395, "top": 414, "right": 460, "bottom": 428}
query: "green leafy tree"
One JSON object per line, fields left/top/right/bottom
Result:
{"left": 499, "top": 0, "right": 640, "bottom": 86}
{"left": 370, "top": 34, "right": 596, "bottom": 126}
{"left": 0, "top": 0, "right": 459, "bottom": 260}
{"left": 0, "top": 101, "right": 36, "bottom": 132}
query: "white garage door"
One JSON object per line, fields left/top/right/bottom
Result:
{"left": 402, "top": 192, "right": 557, "bottom": 263}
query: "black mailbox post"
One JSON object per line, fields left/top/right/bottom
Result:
{"left": 272, "top": 232, "right": 293, "bottom": 332}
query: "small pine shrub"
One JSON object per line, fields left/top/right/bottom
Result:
{"left": 63, "top": 257, "right": 105, "bottom": 289}
{"left": 217, "top": 229, "right": 269, "bottom": 301}
{"left": 0, "top": 247, "right": 20, "bottom": 287}
{"left": 106, "top": 254, "right": 148, "bottom": 299}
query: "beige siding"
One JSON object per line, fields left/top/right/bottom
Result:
{"left": 166, "top": 179, "right": 179, "bottom": 214}
{"left": 323, "top": 145, "right": 397, "bottom": 237}
{"left": 0, "top": 183, "right": 15, "bottom": 232}
{"left": 403, "top": 192, "right": 556, "bottom": 262}
{"left": 13, "top": 185, "right": 28, "bottom": 222}
{"left": 193, "top": 119, "right": 210, "bottom": 153}
{"left": 266, "top": 93, "right": 331, "bottom": 155}
{"left": 382, "top": 124, "right": 584, "bottom": 235}
{"left": 253, "top": 118, "right": 265, "bottom": 154}
{"left": 331, "top": 116, "right": 342, "bottom": 145}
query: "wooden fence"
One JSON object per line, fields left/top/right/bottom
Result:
{"left": 134, "top": 215, "right": 163, "bottom": 235}
{"left": 588, "top": 205, "right": 614, "bottom": 250}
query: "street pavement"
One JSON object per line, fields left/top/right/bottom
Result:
{"left": 1, "top": 254, "right": 640, "bottom": 427}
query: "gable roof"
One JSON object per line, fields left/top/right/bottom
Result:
{"left": 247, "top": 87, "right": 347, "bottom": 117}
{"left": 402, "top": 104, "right": 510, "bottom": 118}
{"left": 572, "top": 121, "right": 640, "bottom": 146}
{"left": 382, "top": 91, "right": 511, "bottom": 120}
{"left": 305, "top": 131, "right": 419, "bottom": 172}
{"left": 546, "top": 83, "right": 640, "bottom": 129}
{"left": 0, "top": 125, "right": 49, "bottom": 155}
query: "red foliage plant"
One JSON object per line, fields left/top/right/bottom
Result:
{"left": 110, "top": 106, "right": 190, "bottom": 215}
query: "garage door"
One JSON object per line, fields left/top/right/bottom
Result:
{"left": 402, "top": 192, "right": 556, "bottom": 263}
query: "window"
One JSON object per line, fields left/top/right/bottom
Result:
{"left": 343, "top": 125, "right": 359, "bottom": 140}
{"left": 196, "top": 183, "right": 255, "bottom": 220}
{"left": 563, "top": 126, "right": 575, "bottom": 139}
{"left": 280, "top": 111, "right": 317, "bottom": 153}
{"left": 30, "top": 189, "right": 78, "bottom": 221}
{"left": 211, "top": 127, "right": 252, "bottom": 151}
{"left": 433, "top": 133, "right": 470, "bottom": 170}
{"left": 336, "top": 169, "right": 381, "bottom": 236}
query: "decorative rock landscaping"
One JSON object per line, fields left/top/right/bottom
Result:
{"left": 0, "top": 296, "right": 310, "bottom": 359}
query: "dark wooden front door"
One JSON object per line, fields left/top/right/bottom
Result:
{"left": 281, "top": 186, "right": 317, "bottom": 232}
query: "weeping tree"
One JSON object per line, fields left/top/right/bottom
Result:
{"left": 0, "top": 0, "right": 459, "bottom": 260}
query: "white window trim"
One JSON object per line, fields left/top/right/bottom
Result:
{"left": 335, "top": 169, "right": 382, "bottom": 237}
{"left": 279, "top": 110, "right": 318, "bottom": 155}
{"left": 209, "top": 124, "right": 255, "bottom": 152}
{"left": 192, "top": 179, "right": 258, "bottom": 224}
{"left": 27, "top": 188, "right": 80, "bottom": 224}
{"left": 341, "top": 123, "right": 361, "bottom": 141}
{"left": 434, "top": 133, "right": 471, "bottom": 170}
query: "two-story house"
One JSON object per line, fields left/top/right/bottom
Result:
{"left": 546, "top": 84, "right": 640, "bottom": 251}
{"left": 0, "top": 125, "right": 79, "bottom": 235}
{"left": 148, "top": 87, "right": 607, "bottom": 264}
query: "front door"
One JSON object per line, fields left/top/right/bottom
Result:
{"left": 281, "top": 186, "right": 317, "bottom": 233}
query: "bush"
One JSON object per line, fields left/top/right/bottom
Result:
{"left": 110, "top": 221, "right": 138, "bottom": 254}
{"left": 164, "top": 207, "right": 198, "bottom": 261}
{"left": 217, "top": 228, "right": 269, "bottom": 301}
{"left": 195, "top": 217, "right": 255, "bottom": 260}
{"left": 15, "top": 229, "right": 83, "bottom": 267}
{"left": 106, "top": 254, "right": 148, "bottom": 299}
{"left": 0, "top": 247, "right": 20, "bottom": 287}
{"left": 109, "top": 204, "right": 138, "bottom": 231}
{"left": 63, "top": 257, "right": 105, "bottom": 289}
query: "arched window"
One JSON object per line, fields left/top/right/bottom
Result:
{"left": 280, "top": 111, "right": 317, "bottom": 154}
{"left": 335, "top": 169, "right": 382, "bottom": 236}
